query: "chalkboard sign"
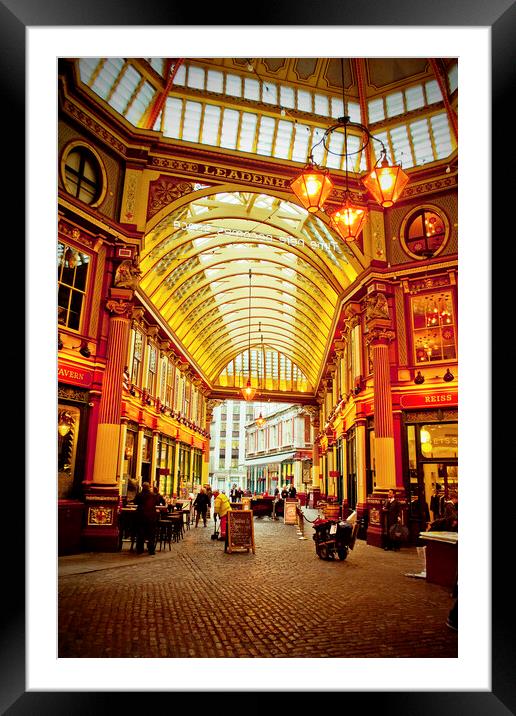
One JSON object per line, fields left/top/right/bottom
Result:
{"left": 283, "top": 499, "right": 299, "bottom": 525}
{"left": 227, "top": 509, "right": 255, "bottom": 554}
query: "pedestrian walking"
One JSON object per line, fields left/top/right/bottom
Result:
{"left": 193, "top": 487, "right": 210, "bottom": 527}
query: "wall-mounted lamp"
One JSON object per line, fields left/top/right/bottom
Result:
{"left": 79, "top": 341, "right": 91, "bottom": 358}
{"left": 443, "top": 369, "right": 454, "bottom": 382}
{"left": 414, "top": 371, "right": 425, "bottom": 385}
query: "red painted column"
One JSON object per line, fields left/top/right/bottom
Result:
{"left": 82, "top": 295, "right": 134, "bottom": 551}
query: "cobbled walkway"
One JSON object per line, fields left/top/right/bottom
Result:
{"left": 58, "top": 511, "right": 457, "bottom": 658}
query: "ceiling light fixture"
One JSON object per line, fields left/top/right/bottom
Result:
{"left": 289, "top": 58, "right": 409, "bottom": 241}
{"left": 242, "top": 268, "right": 257, "bottom": 401}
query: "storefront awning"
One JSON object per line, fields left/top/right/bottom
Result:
{"left": 244, "top": 451, "right": 296, "bottom": 467}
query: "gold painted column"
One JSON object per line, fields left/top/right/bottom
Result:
{"left": 355, "top": 417, "right": 368, "bottom": 535}
{"left": 83, "top": 294, "right": 135, "bottom": 551}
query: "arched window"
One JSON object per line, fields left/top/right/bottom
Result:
{"left": 400, "top": 206, "right": 450, "bottom": 260}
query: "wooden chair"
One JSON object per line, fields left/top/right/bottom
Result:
{"left": 156, "top": 519, "right": 173, "bottom": 551}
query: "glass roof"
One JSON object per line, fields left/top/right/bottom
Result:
{"left": 78, "top": 58, "right": 457, "bottom": 172}
{"left": 140, "top": 191, "right": 360, "bottom": 386}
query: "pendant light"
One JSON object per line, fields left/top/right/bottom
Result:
{"left": 290, "top": 57, "right": 409, "bottom": 239}
{"left": 241, "top": 268, "right": 257, "bottom": 401}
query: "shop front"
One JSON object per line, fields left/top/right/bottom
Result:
{"left": 57, "top": 365, "right": 95, "bottom": 554}
{"left": 401, "top": 390, "right": 458, "bottom": 542}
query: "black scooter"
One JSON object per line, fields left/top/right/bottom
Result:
{"left": 312, "top": 512, "right": 359, "bottom": 561}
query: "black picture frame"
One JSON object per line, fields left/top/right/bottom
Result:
{"left": 11, "top": 0, "right": 509, "bottom": 711}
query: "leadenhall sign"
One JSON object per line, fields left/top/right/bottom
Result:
{"left": 151, "top": 156, "right": 290, "bottom": 189}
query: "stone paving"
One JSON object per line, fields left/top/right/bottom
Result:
{"left": 58, "top": 510, "right": 458, "bottom": 659}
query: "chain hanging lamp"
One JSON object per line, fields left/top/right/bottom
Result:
{"left": 289, "top": 57, "right": 409, "bottom": 240}
{"left": 241, "top": 268, "right": 257, "bottom": 401}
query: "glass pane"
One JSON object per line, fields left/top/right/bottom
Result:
{"left": 368, "top": 98, "right": 385, "bottom": 123}
{"left": 244, "top": 77, "right": 260, "bottom": 101}
{"left": 405, "top": 84, "right": 425, "bottom": 111}
{"left": 182, "top": 101, "right": 202, "bottom": 142}
{"left": 314, "top": 93, "right": 329, "bottom": 117}
{"left": 256, "top": 116, "right": 275, "bottom": 156}
{"left": 206, "top": 69, "right": 223, "bottom": 93}
{"left": 273, "top": 120, "right": 293, "bottom": 159}
{"left": 201, "top": 104, "right": 221, "bottom": 145}
{"left": 187, "top": 65, "right": 205, "bottom": 90}
{"left": 220, "top": 108, "right": 239, "bottom": 149}
{"left": 262, "top": 81, "right": 277, "bottom": 105}
{"left": 238, "top": 112, "right": 257, "bottom": 152}
{"left": 280, "top": 85, "right": 295, "bottom": 108}
{"left": 163, "top": 97, "right": 183, "bottom": 138}
{"left": 226, "top": 74, "right": 242, "bottom": 97}
{"left": 425, "top": 80, "right": 442, "bottom": 104}
{"left": 386, "top": 91, "right": 404, "bottom": 117}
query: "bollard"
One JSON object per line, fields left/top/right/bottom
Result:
{"left": 297, "top": 508, "right": 307, "bottom": 540}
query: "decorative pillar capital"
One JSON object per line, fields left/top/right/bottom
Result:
{"left": 365, "top": 327, "right": 396, "bottom": 346}
{"left": 105, "top": 298, "right": 133, "bottom": 318}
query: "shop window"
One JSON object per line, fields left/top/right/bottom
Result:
{"left": 61, "top": 142, "right": 106, "bottom": 207}
{"left": 411, "top": 289, "right": 456, "bottom": 364}
{"left": 131, "top": 330, "right": 144, "bottom": 385}
{"left": 400, "top": 206, "right": 450, "bottom": 260}
{"left": 147, "top": 344, "right": 157, "bottom": 394}
{"left": 57, "top": 242, "right": 90, "bottom": 331}
{"left": 57, "top": 406, "right": 80, "bottom": 499}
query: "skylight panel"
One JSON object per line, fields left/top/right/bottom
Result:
{"left": 348, "top": 101, "right": 361, "bottom": 124}
{"left": 220, "top": 108, "right": 239, "bottom": 149}
{"left": 368, "top": 98, "right": 385, "bottom": 123}
{"left": 390, "top": 125, "right": 413, "bottom": 168}
{"left": 126, "top": 81, "right": 155, "bottom": 124}
{"left": 201, "top": 104, "right": 221, "bottom": 145}
{"left": 187, "top": 65, "right": 205, "bottom": 90}
{"left": 371, "top": 130, "right": 389, "bottom": 164}
{"left": 173, "top": 63, "right": 186, "bottom": 86}
{"left": 238, "top": 113, "right": 258, "bottom": 152}
{"left": 148, "top": 58, "right": 166, "bottom": 77}
{"left": 325, "top": 130, "right": 344, "bottom": 169}
{"left": 162, "top": 97, "right": 183, "bottom": 138}
{"left": 280, "top": 86, "right": 296, "bottom": 109}
{"left": 291, "top": 123, "right": 311, "bottom": 163}
{"left": 311, "top": 127, "right": 325, "bottom": 165}
{"left": 297, "top": 90, "right": 313, "bottom": 113}
{"left": 386, "top": 91, "right": 404, "bottom": 118}
{"left": 425, "top": 80, "right": 443, "bottom": 104}
{"left": 410, "top": 119, "right": 434, "bottom": 164}
{"left": 79, "top": 58, "right": 101, "bottom": 84}
{"left": 274, "top": 120, "right": 293, "bottom": 159}
{"left": 405, "top": 84, "right": 425, "bottom": 111}
{"left": 244, "top": 77, "right": 260, "bottom": 101}
{"left": 314, "top": 94, "right": 329, "bottom": 117}
{"left": 182, "top": 101, "right": 203, "bottom": 143}
{"left": 90, "top": 58, "right": 124, "bottom": 100}
{"left": 207, "top": 69, "right": 224, "bottom": 94}
{"left": 430, "top": 113, "right": 453, "bottom": 157}
{"left": 109, "top": 65, "right": 142, "bottom": 115}
{"left": 226, "top": 74, "right": 243, "bottom": 97}
{"left": 256, "top": 116, "right": 275, "bottom": 156}
{"left": 331, "top": 97, "right": 344, "bottom": 119}
{"left": 448, "top": 63, "right": 458, "bottom": 93}
{"left": 262, "top": 81, "right": 278, "bottom": 105}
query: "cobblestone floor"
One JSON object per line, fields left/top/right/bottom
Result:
{"left": 58, "top": 511, "right": 457, "bottom": 659}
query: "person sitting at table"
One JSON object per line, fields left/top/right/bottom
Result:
{"left": 134, "top": 482, "right": 161, "bottom": 555}
{"left": 153, "top": 485, "right": 166, "bottom": 506}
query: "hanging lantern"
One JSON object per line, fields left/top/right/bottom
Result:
{"left": 242, "top": 378, "right": 257, "bottom": 402}
{"left": 290, "top": 164, "right": 334, "bottom": 213}
{"left": 329, "top": 197, "right": 368, "bottom": 242}
{"left": 362, "top": 154, "right": 409, "bottom": 208}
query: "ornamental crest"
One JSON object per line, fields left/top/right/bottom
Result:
{"left": 147, "top": 177, "right": 194, "bottom": 220}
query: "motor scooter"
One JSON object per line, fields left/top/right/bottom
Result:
{"left": 312, "top": 511, "right": 359, "bottom": 561}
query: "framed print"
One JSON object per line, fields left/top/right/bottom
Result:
{"left": 12, "top": 0, "right": 512, "bottom": 711}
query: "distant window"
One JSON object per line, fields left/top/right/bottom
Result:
{"left": 401, "top": 206, "right": 450, "bottom": 260}
{"left": 62, "top": 144, "right": 105, "bottom": 206}
{"left": 57, "top": 241, "right": 90, "bottom": 331}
